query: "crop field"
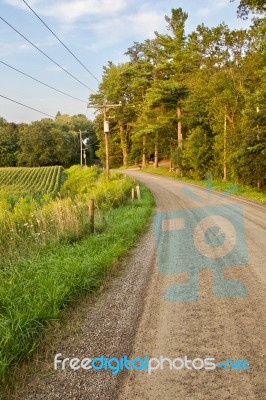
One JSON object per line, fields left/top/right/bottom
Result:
{"left": 0, "top": 165, "right": 64, "bottom": 195}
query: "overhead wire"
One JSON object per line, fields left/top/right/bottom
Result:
{"left": 0, "top": 16, "right": 95, "bottom": 93}
{"left": 0, "top": 94, "right": 54, "bottom": 118}
{"left": 22, "top": 0, "right": 101, "bottom": 84}
{"left": 0, "top": 60, "right": 87, "bottom": 103}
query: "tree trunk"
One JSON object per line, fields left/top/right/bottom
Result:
{"left": 177, "top": 105, "right": 182, "bottom": 148}
{"left": 142, "top": 135, "right": 146, "bottom": 167}
{"left": 119, "top": 122, "right": 128, "bottom": 166}
{"left": 154, "top": 132, "right": 158, "bottom": 168}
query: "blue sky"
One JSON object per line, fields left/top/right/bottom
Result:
{"left": 0, "top": 0, "right": 251, "bottom": 123}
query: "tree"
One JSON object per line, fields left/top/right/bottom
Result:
{"left": 85, "top": 6, "right": 265, "bottom": 190}
{"left": 153, "top": 8, "right": 189, "bottom": 148}
{"left": 231, "top": 0, "right": 266, "bottom": 18}
{"left": 0, "top": 121, "right": 19, "bottom": 166}
{"left": 18, "top": 119, "right": 55, "bottom": 166}
{"left": 182, "top": 127, "right": 213, "bottom": 179}
{"left": 15, "top": 115, "right": 96, "bottom": 167}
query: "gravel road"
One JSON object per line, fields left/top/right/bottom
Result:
{"left": 11, "top": 170, "right": 266, "bottom": 400}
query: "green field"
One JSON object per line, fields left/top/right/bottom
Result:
{"left": 0, "top": 165, "right": 154, "bottom": 391}
{"left": 0, "top": 166, "right": 64, "bottom": 195}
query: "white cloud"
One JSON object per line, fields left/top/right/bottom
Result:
{"left": 4, "top": 0, "right": 167, "bottom": 48}
{"left": 5, "top": 0, "right": 127, "bottom": 22}
{"left": 127, "top": 9, "right": 166, "bottom": 38}
{"left": 5, "top": 0, "right": 164, "bottom": 32}
{"left": 196, "top": 8, "right": 212, "bottom": 17}
{"left": 216, "top": 0, "right": 230, "bottom": 7}
{"left": 0, "top": 42, "right": 32, "bottom": 55}
{"left": 196, "top": 0, "right": 229, "bottom": 17}
{"left": 45, "top": 0, "right": 126, "bottom": 22}
{"left": 18, "top": 43, "right": 32, "bottom": 50}
{"left": 84, "top": 6, "right": 165, "bottom": 50}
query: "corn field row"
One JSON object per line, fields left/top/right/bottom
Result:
{"left": 0, "top": 166, "right": 64, "bottom": 195}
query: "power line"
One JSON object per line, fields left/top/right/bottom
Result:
{"left": 0, "top": 16, "right": 95, "bottom": 92}
{"left": 0, "top": 94, "right": 54, "bottom": 118}
{"left": 22, "top": 0, "right": 101, "bottom": 84}
{"left": 0, "top": 59, "right": 87, "bottom": 103}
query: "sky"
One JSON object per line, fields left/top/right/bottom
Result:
{"left": 0, "top": 0, "right": 252, "bottom": 124}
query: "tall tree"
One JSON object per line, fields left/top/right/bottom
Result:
{"left": 231, "top": 0, "right": 266, "bottom": 18}
{"left": 0, "top": 121, "right": 19, "bottom": 166}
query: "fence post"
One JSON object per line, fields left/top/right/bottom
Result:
{"left": 131, "top": 187, "right": 135, "bottom": 200}
{"left": 88, "top": 199, "right": 94, "bottom": 233}
{"left": 136, "top": 184, "right": 141, "bottom": 200}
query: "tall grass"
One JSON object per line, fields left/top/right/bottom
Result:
{"left": 0, "top": 165, "right": 154, "bottom": 386}
{"left": 0, "top": 196, "right": 89, "bottom": 268}
{"left": 0, "top": 185, "right": 154, "bottom": 387}
{"left": 0, "top": 167, "right": 134, "bottom": 268}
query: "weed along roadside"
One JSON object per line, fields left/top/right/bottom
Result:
{"left": 0, "top": 165, "right": 155, "bottom": 394}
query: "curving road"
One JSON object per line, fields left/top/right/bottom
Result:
{"left": 12, "top": 170, "right": 266, "bottom": 400}
{"left": 119, "top": 170, "right": 266, "bottom": 400}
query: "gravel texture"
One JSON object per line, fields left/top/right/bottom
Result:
{"left": 7, "top": 170, "right": 266, "bottom": 400}
{"left": 119, "top": 171, "right": 266, "bottom": 400}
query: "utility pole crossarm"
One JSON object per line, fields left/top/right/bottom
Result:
{"left": 87, "top": 103, "right": 122, "bottom": 112}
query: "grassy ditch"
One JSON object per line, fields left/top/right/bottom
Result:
{"left": 142, "top": 166, "right": 266, "bottom": 204}
{"left": 0, "top": 184, "right": 154, "bottom": 386}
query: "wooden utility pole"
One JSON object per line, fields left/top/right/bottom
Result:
{"left": 177, "top": 105, "right": 182, "bottom": 148}
{"left": 79, "top": 129, "right": 87, "bottom": 167}
{"left": 87, "top": 101, "right": 122, "bottom": 180}
{"left": 79, "top": 130, "right": 82, "bottom": 167}
{"left": 223, "top": 107, "right": 227, "bottom": 182}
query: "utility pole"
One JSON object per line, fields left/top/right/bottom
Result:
{"left": 87, "top": 101, "right": 122, "bottom": 180}
{"left": 177, "top": 105, "right": 182, "bottom": 148}
{"left": 79, "top": 129, "right": 83, "bottom": 167}
{"left": 83, "top": 148, "right": 87, "bottom": 167}
{"left": 223, "top": 106, "right": 227, "bottom": 182}
{"left": 78, "top": 129, "right": 87, "bottom": 168}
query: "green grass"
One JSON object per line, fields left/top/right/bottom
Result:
{"left": 0, "top": 185, "right": 154, "bottom": 386}
{"left": 142, "top": 166, "right": 266, "bottom": 204}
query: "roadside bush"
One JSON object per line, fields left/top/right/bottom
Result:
{"left": 60, "top": 165, "right": 100, "bottom": 196}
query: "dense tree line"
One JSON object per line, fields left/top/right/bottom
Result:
{"left": 90, "top": 3, "right": 265, "bottom": 189}
{"left": 0, "top": 114, "right": 97, "bottom": 168}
